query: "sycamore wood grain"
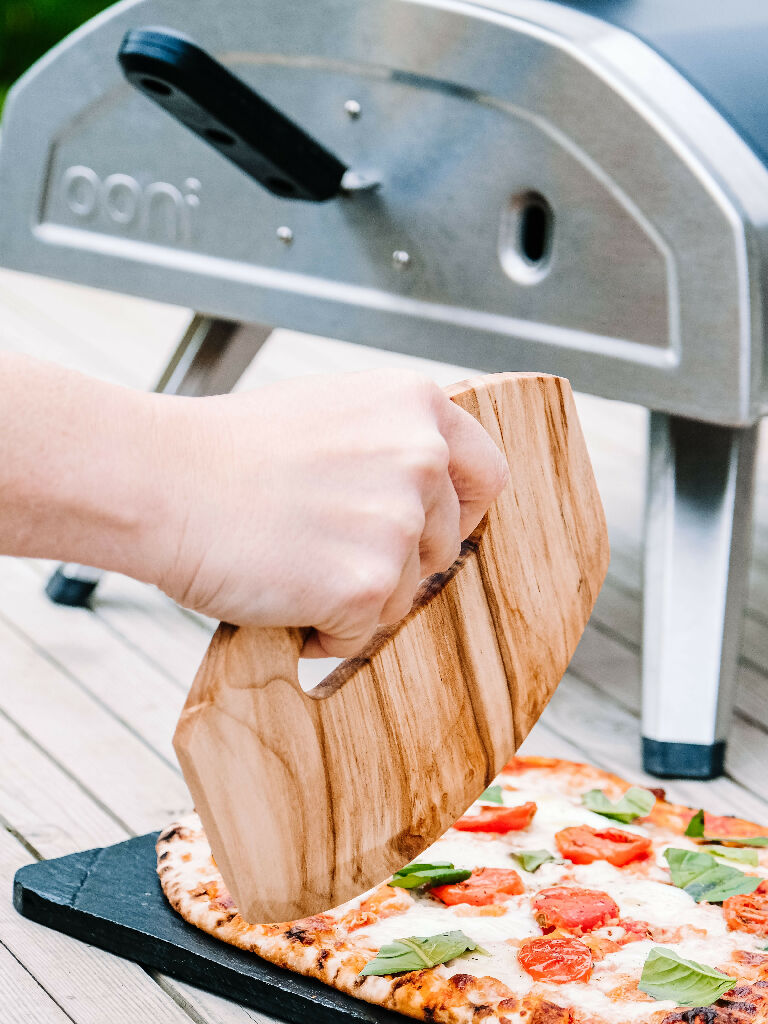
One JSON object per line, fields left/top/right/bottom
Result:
{"left": 174, "top": 372, "right": 610, "bottom": 923}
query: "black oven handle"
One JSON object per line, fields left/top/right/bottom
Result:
{"left": 118, "top": 27, "right": 349, "bottom": 202}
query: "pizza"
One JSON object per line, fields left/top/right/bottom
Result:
{"left": 157, "top": 756, "right": 768, "bottom": 1023}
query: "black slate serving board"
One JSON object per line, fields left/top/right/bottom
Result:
{"left": 13, "top": 832, "right": 404, "bottom": 1024}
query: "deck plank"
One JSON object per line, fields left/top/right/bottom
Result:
{"left": 539, "top": 672, "right": 768, "bottom": 823}
{"left": 0, "top": 269, "right": 187, "bottom": 389}
{"left": 0, "top": 557, "right": 184, "bottom": 767}
{"left": 569, "top": 624, "right": 768, "bottom": 813}
{"left": 0, "top": 828, "right": 201, "bottom": 1024}
{"left": 0, "top": 665, "right": 271, "bottom": 1024}
{"left": 0, "top": 939, "right": 75, "bottom": 1024}
{"left": 0, "top": 613, "right": 191, "bottom": 833}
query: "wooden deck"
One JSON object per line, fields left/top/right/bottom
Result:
{"left": 2, "top": 266, "right": 768, "bottom": 1021}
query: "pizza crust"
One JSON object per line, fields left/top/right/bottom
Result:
{"left": 157, "top": 757, "right": 768, "bottom": 1024}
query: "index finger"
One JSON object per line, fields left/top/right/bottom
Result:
{"left": 434, "top": 385, "right": 509, "bottom": 539}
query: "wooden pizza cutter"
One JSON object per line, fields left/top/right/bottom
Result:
{"left": 174, "top": 372, "right": 609, "bottom": 924}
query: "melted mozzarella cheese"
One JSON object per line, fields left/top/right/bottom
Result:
{"left": 355, "top": 894, "right": 537, "bottom": 948}
{"left": 570, "top": 862, "right": 728, "bottom": 935}
{"left": 350, "top": 780, "right": 767, "bottom": 1023}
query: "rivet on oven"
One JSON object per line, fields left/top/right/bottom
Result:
{"left": 392, "top": 250, "right": 411, "bottom": 269}
{"left": 344, "top": 99, "right": 361, "bottom": 119}
{"left": 276, "top": 226, "right": 294, "bottom": 244}
{"left": 184, "top": 178, "right": 201, "bottom": 210}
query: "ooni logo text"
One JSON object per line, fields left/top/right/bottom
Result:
{"left": 60, "top": 165, "right": 200, "bottom": 243}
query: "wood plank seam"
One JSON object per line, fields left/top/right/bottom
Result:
{"left": 83, "top": 605, "right": 199, "bottom": 693}
{"left": 0, "top": 829, "right": 209, "bottom": 1024}
{"left": 0, "top": 703, "right": 136, "bottom": 839}
{"left": 586, "top": 599, "right": 768, "bottom": 742}
{"left": 19, "top": 561, "right": 195, "bottom": 696}
{"left": 537, "top": 675, "right": 768, "bottom": 820}
{"left": 0, "top": 688, "right": 258, "bottom": 1024}
{"left": 0, "top": 604, "right": 182, "bottom": 774}
{"left": 0, "top": 815, "right": 43, "bottom": 863}
{"left": 150, "top": 972, "right": 236, "bottom": 1024}
{"left": 0, "top": 938, "right": 79, "bottom": 1024}
{"left": 564, "top": 638, "right": 768, "bottom": 802}
{"left": 588, "top": 604, "right": 642, "bottom": 654}
{"left": 89, "top": 616, "right": 190, "bottom": 691}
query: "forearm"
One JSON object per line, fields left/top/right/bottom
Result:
{"left": 0, "top": 357, "right": 505, "bottom": 644}
{"left": 0, "top": 353, "right": 177, "bottom": 581}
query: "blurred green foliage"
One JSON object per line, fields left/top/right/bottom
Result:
{"left": 0, "top": 0, "right": 113, "bottom": 111}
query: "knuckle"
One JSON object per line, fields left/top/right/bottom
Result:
{"left": 400, "top": 370, "right": 441, "bottom": 399}
{"left": 347, "top": 563, "right": 398, "bottom": 611}
{"left": 388, "top": 503, "right": 426, "bottom": 548}
{"left": 406, "top": 436, "right": 450, "bottom": 484}
{"left": 418, "top": 377, "right": 444, "bottom": 407}
{"left": 375, "top": 369, "right": 439, "bottom": 408}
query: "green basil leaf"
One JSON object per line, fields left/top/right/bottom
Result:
{"left": 708, "top": 845, "right": 760, "bottom": 867}
{"left": 684, "top": 809, "right": 706, "bottom": 838}
{"left": 581, "top": 786, "right": 655, "bottom": 824}
{"left": 389, "top": 863, "right": 471, "bottom": 889}
{"left": 392, "top": 862, "right": 452, "bottom": 876}
{"left": 664, "top": 848, "right": 761, "bottom": 903}
{"left": 360, "top": 930, "right": 484, "bottom": 976}
{"left": 479, "top": 785, "right": 503, "bottom": 804}
{"left": 665, "top": 848, "right": 723, "bottom": 889}
{"left": 512, "top": 849, "right": 557, "bottom": 873}
{"left": 639, "top": 947, "right": 735, "bottom": 1006}
{"left": 685, "top": 809, "right": 768, "bottom": 847}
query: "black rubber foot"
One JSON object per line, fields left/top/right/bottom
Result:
{"left": 642, "top": 737, "right": 726, "bottom": 780}
{"left": 45, "top": 568, "right": 99, "bottom": 608}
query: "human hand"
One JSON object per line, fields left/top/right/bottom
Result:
{"left": 149, "top": 369, "right": 508, "bottom": 656}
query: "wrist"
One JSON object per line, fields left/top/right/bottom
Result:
{"left": 59, "top": 383, "right": 175, "bottom": 584}
{"left": 0, "top": 355, "right": 172, "bottom": 577}
{"left": 134, "top": 391, "right": 235, "bottom": 600}
{"left": 125, "top": 390, "right": 202, "bottom": 590}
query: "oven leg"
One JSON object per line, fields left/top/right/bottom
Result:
{"left": 45, "top": 315, "right": 273, "bottom": 607}
{"left": 641, "top": 412, "right": 758, "bottom": 779}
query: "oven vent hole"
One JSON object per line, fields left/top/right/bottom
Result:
{"left": 520, "top": 198, "right": 551, "bottom": 265}
{"left": 499, "top": 190, "right": 554, "bottom": 285}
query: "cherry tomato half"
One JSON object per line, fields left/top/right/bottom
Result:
{"left": 431, "top": 868, "right": 524, "bottom": 906}
{"left": 518, "top": 936, "right": 593, "bottom": 983}
{"left": 532, "top": 886, "right": 619, "bottom": 934}
{"left": 555, "top": 825, "right": 651, "bottom": 867}
{"left": 618, "top": 918, "right": 652, "bottom": 944}
{"left": 453, "top": 802, "right": 537, "bottom": 833}
{"left": 724, "top": 888, "right": 768, "bottom": 935}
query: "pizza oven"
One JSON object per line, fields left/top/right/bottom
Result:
{"left": 1, "top": 0, "right": 767, "bottom": 779}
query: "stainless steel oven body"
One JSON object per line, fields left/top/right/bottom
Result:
{"left": 2, "top": 0, "right": 767, "bottom": 777}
